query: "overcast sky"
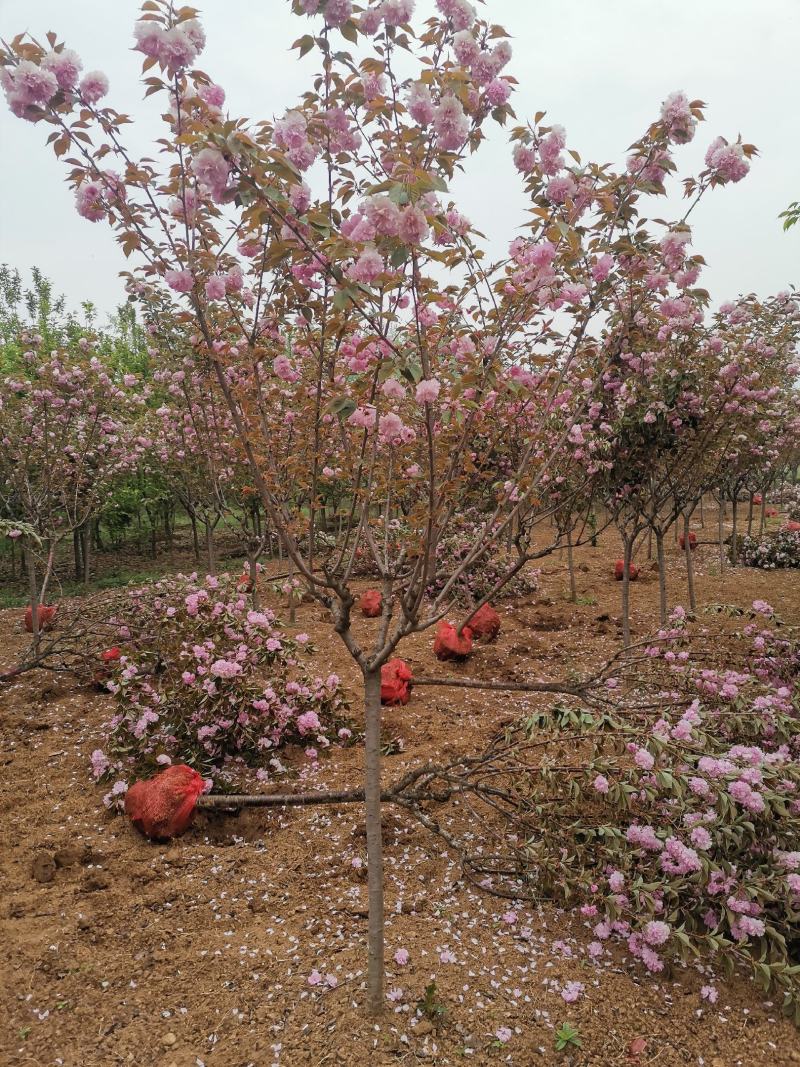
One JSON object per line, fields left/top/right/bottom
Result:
{"left": 1, "top": 0, "right": 797, "bottom": 321}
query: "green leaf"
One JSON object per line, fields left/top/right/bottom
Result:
{"left": 328, "top": 397, "right": 356, "bottom": 419}
{"left": 340, "top": 20, "right": 359, "bottom": 44}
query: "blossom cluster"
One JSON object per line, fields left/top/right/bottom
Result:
{"left": 94, "top": 572, "right": 351, "bottom": 788}
{"left": 738, "top": 530, "right": 800, "bottom": 569}
{"left": 425, "top": 509, "right": 540, "bottom": 605}
{"left": 505, "top": 605, "right": 800, "bottom": 1007}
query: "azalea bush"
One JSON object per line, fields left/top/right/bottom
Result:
{"left": 430, "top": 604, "right": 800, "bottom": 1020}
{"left": 779, "top": 485, "right": 800, "bottom": 521}
{"left": 425, "top": 509, "right": 540, "bottom": 605}
{"left": 738, "top": 530, "right": 800, "bottom": 569}
{"left": 94, "top": 572, "right": 351, "bottom": 790}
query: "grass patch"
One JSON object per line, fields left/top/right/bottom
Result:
{"left": 0, "top": 567, "right": 179, "bottom": 609}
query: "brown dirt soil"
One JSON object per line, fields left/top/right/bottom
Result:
{"left": 2, "top": 519, "right": 800, "bottom": 1067}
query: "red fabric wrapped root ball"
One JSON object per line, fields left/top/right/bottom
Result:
{"left": 381, "top": 657, "right": 413, "bottom": 706}
{"left": 679, "top": 531, "right": 697, "bottom": 551}
{"left": 125, "top": 764, "right": 205, "bottom": 840}
{"left": 360, "top": 589, "right": 382, "bottom": 618}
{"left": 433, "top": 620, "right": 474, "bottom": 661}
{"left": 93, "top": 647, "right": 122, "bottom": 690}
{"left": 24, "top": 604, "right": 57, "bottom": 633}
{"left": 466, "top": 603, "right": 501, "bottom": 641}
{"left": 614, "top": 560, "right": 639, "bottom": 581}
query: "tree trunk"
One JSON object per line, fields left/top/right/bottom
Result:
{"left": 205, "top": 522, "right": 216, "bottom": 576}
{"left": 288, "top": 557, "right": 296, "bottom": 625}
{"left": 731, "top": 496, "right": 739, "bottom": 566}
{"left": 189, "top": 509, "right": 200, "bottom": 561}
{"left": 747, "top": 492, "right": 754, "bottom": 537}
{"left": 81, "top": 522, "right": 91, "bottom": 584}
{"left": 73, "top": 529, "right": 83, "bottom": 581}
{"left": 164, "top": 502, "right": 174, "bottom": 550}
{"left": 363, "top": 667, "right": 385, "bottom": 1015}
{"left": 683, "top": 512, "right": 696, "bottom": 612}
{"left": 25, "top": 540, "right": 40, "bottom": 649}
{"left": 655, "top": 528, "right": 667, "bottom": 625}
{"left": 758, "top": 493, "right": 767, "bottom": 538}
{"left": 718, "top": 496, "right": 726, "bottom": 575}
{"left": 248, "top": 552, "right": 260, "bottom": 610}
{"left": 566, "top": 528, "right": 576, "bottom": 603}
{"left": 621, "top": 535, "right": 633, "bottom": 648}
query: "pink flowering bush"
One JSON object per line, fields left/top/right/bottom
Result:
{"left": 425, "top": 509, "right": 540, "bottom": 605}
{"left": 454, "top": 606, "right": 800, "bottom": 1020}
{"left": 738, "top": 530, "right": 800, "bottom": 569}
{"left": 96, "top": 573, "right": 350, "bottom": 788}
{"left": 776, "top": 485, "right": 800, "bottom": 521}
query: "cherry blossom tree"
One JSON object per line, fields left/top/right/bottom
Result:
{"left": 1, "top": 0, "right": 776, "bottom": 1010}
{"left": 0, "top": 337, "right": 146, "bottom": 641}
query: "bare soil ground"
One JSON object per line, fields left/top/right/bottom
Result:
{"left": 1, "top": 519, "right": 799, "bottom": 1067}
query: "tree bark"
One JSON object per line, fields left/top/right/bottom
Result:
{"left": 566, "top": 528, "right": 576, "bottom": 603}
{"left": 73, "top": 529, "right": 83, "bottom": 581}
{"left": 188, "top": 509, "right": 200, "bottom": 561}
{"left": 288, "top": 556, "right": 296, "bottom": 625}
{"left": 205, "top": 522, "right": 216, "bottom": 576}
{"left": 621, "top": 535, "right": 633, "bottom": 648}
{"left": 683, "top": 512, "right": 696, "bottom": 613}
{"left": 363, "top": 668, "right": 385, "bottom": 1015}
{"left": 81, "top": 522, "right": 91, "bottom": 584}
{"left": 655, "top": 528, "right": 667, "bottom": 625}
{"left": 248, "top": 551, "right": 260, "bottom": 610}
{"left": 731, "top": 496, "right": 739, "bottom": 566}
{"left": 25, "top": 539, "right": 40, "bottom": 649}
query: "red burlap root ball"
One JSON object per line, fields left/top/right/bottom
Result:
{"left": 467, "top": 603, "right": 501, "bottom": 641}
{"left": 381, "top": 657, "right": 413, "bottom": 706}
{"left": 753, "top": 495, "right": 763, "bottom": 505}
{"left": 360, "top": 589, "right": 382, "bottom": 618}
{"left": 783, "top": 521, "right": 800, "bottom": 533}
{"left": 24, "top": 604, "right": 57, "bottom": 633}
{"left": 125, "top": 764, "right": 205, "bottom": 841}
{"left": 93, "top": 646, "right": 122, "bottom": 689}
{"left": 679, "top": 532, "right": 698, "bottom": 551}
{"left": 433, "top": 620, "right": 474, "bottom": 661}
{"left": 765, "top": 507, "right": 778, "bottom": 518}
{"left": 614, "top": 560, "right": 639, "bottom": 581}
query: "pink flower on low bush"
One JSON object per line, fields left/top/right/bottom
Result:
{"left": 95, "top": 573, "right": 351, "bottom": 787}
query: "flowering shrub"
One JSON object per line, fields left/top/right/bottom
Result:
{"left": 738, "top": 530, "right": 800, "bottom": 568}
{"left": 426, "top": 511, "right": 539, "bottom": 605}
{"left": 449, "top": 604, "right": 800, "bottom": 1020}
{"left": 778, "top": 485, "right": 800, "bottom": 521}
{"left": 94, "top": 573, "right": 350, "bottom": 791}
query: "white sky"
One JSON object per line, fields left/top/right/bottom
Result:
{"left": 1, "top": 0, "right": 798, "bottom": 321}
